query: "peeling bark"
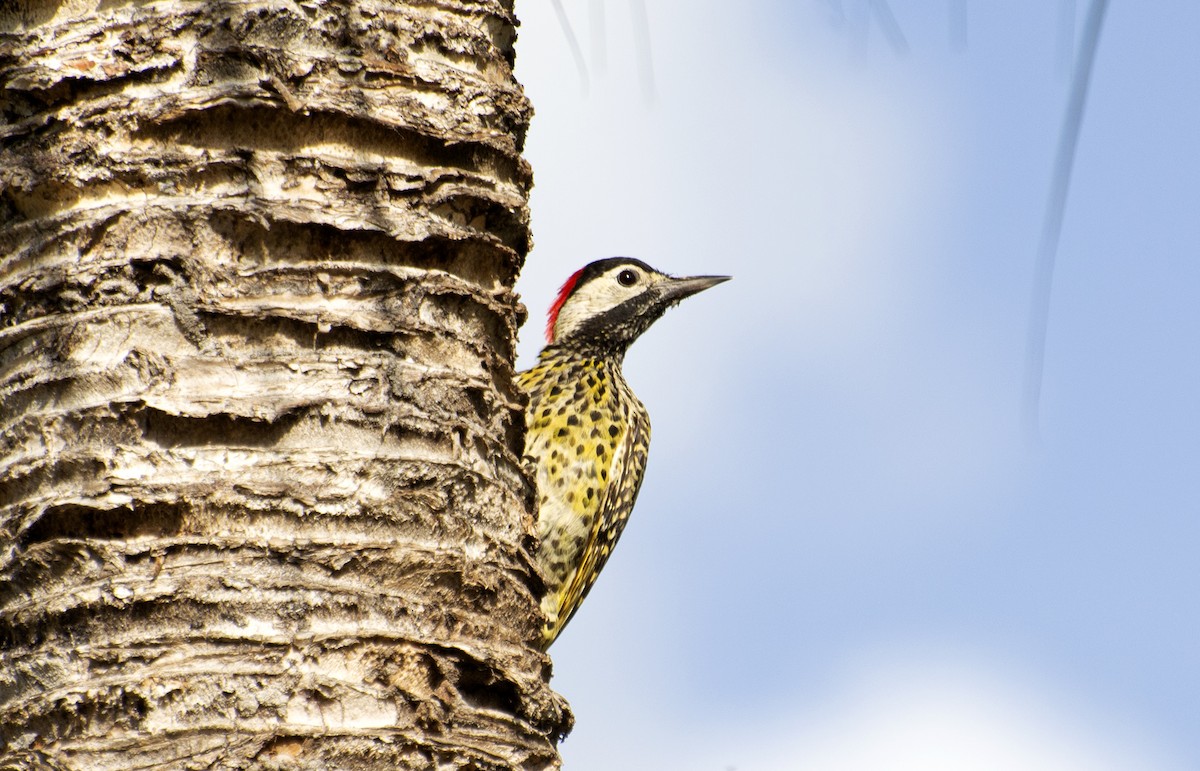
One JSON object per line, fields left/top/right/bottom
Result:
{"left": 0, "top": 0, "right": 569, "bottom": 767}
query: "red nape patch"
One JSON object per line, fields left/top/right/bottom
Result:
{"left": 545, "top": 267, "right": 584, "bottom": 342}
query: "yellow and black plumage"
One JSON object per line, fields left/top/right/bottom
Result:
{"left": 518, "top": 258, "right": 729, "bottom": 648}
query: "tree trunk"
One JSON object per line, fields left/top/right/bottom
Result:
{"left": 0, "top": 0, "right": 568, "bottom": 767}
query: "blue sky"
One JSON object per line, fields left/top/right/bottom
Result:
{"left": 512, "top": 2, "right": 1200, "bottom": 768}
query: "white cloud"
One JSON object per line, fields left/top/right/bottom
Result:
{"left": 685, "top": 653, "right": 1187, "bottom": 771}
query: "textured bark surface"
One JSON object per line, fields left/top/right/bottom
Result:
{"left": 0, "top": 0, "right": 569, "bottom": 767}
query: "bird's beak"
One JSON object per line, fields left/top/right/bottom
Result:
{"left": 659, "top": 274, "right": 731, "bottom": 305}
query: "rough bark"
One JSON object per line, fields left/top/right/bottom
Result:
{"left": 0, "top": 0, "right": 569, "bottom": 768}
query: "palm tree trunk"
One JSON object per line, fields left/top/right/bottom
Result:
{"left": 0, "top": 1, "right": 568, "bottom": 767}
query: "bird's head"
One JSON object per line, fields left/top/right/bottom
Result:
{"left": 544, "top": 257, "right": 730, "bottom": 355}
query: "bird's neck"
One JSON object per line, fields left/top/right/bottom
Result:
{"left": 540, "top": 339, "right": 629, "bottom": 369}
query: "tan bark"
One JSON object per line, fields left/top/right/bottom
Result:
{"left": 0, "top": 0, "right": 569, "bottom": 767}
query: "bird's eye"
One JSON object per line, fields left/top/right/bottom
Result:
{"left": 617, "top": 269, "right": 639, "bottom": 287}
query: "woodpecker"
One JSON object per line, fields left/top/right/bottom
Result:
{"left": 518, "top": 258, "right": 729, "bottom": 648}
